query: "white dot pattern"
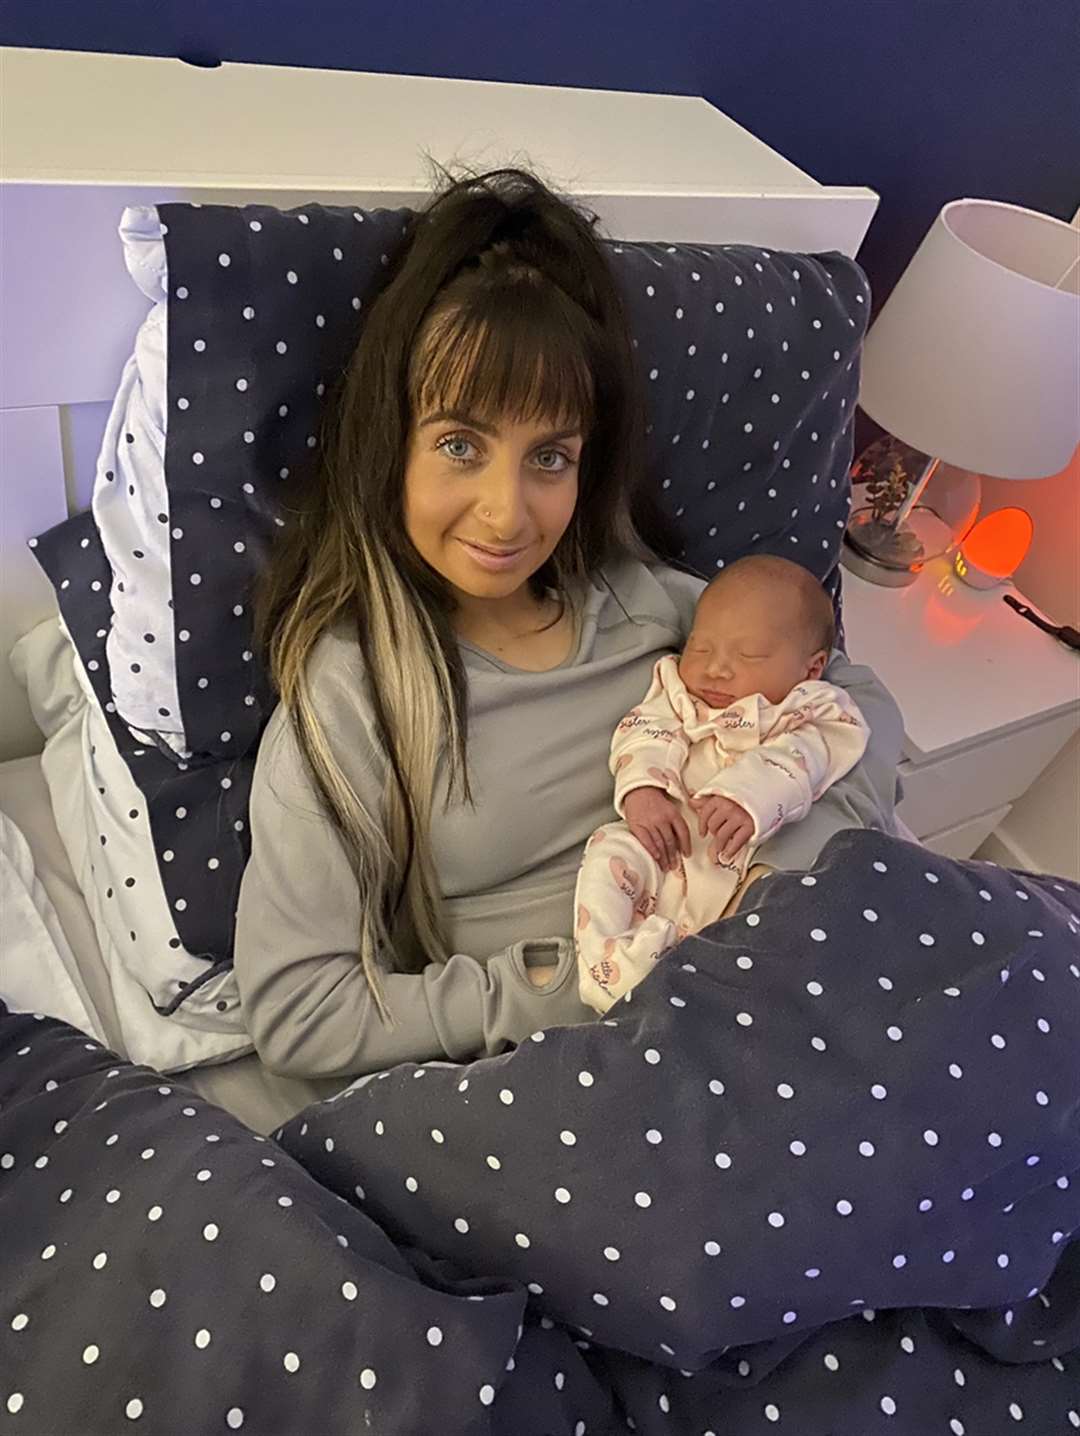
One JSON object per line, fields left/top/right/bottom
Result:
{"left": 0, "top": 834, "right": 1022, "bottom": 1427}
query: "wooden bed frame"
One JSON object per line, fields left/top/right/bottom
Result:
{"left": 0, "top": 44, "right": 879, "bottom": 760}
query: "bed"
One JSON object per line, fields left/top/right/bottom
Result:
{"left": 0, "top": 43, "right": 880, "bottom": 1124}
{"left": 3, "top": 44, "right": 1079, "bottom": 1436}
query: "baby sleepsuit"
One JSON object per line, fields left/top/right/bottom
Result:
{"left": 575, "top": 655, "right": 869, "bottom": 1012}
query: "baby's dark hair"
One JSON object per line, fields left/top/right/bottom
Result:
{"left": 706, "top": 555, "right": 836, "bottom": 654}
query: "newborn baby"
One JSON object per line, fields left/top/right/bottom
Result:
{"left": 575, "top": 554, "right": 869, "bottom": 1012}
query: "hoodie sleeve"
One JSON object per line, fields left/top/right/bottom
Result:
{"left": 235, "top": 640, "right": 594, "bottom": 1080}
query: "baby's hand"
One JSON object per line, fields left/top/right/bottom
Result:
{"left": 691, "top": 794, "right": 755, "bottom": 862}
{"left": 623, "top": 787, "right": 691, "bottom": 873}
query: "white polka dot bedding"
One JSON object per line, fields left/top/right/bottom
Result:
{"left": 2, "top": 832, "right": 1078, "bottom": 1431}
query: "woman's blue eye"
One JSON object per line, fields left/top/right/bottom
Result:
{"left": 534, "top": 448, "right": 569, "bottom": 473}
{"left": 438, "top": 435, "right": 475, "bottom": 463}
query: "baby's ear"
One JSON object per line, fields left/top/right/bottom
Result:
{"left": 806, "top": 649, "right": 828, "bottom": 681}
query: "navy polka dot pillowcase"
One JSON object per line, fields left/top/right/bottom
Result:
{"left": 88, "top": 201, "right": 867, "bottom": 766}
{"left": 30, "top": 201, "right": 868, "bottom": 977}
{"left": 616, "top": 240, "right": 866, "bottom": 588}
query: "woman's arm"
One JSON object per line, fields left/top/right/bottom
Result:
{"left": 821, "top": 652, "right": 905, "bottom": 813}
{"left": 235, "top": 693, "right": 592, "bottom": 1080}
{"left": 754, "top": 653, "right": 904, "bottom": 871}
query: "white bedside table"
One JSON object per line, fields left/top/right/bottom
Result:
{"left": 841, "top": 555, "right": 1080, "bottom": 859}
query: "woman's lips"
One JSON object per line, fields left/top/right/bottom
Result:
{"left": 458, "top": 538, "right": 529, "bottom": 572}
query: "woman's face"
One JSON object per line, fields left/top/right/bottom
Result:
{"left": 404, "top": 408, "right": 583, "bottom": 603}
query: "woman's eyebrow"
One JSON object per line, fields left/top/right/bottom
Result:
{"left": 419, "top": 410, "right": 581, "bottom": 442}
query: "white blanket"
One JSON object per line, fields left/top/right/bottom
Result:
{"left": 0, "top": 807, "right": 106, "bottom": 1042}
{"left": 9, "top": 617, "right": 252, "bottom": 1073}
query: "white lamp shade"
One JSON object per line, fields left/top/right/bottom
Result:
{"left": 859, "top": 199, "right": 1080, "bottom": 479}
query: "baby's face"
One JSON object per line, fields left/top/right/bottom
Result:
{"left": 678, "top": 582, "right": 825, "bottom": 708}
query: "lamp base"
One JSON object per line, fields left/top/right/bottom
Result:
{"left": 841, "top": 505, "right": 954, "bottom": 587}
{"left": 953, "top": 551, "right": 1009, "bottom": 589}
{"left": 841, "top": 536, "right": 921, "bottom": 587}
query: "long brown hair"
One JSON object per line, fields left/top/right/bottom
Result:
{"left": 258, "top": 163, "right": 669, "bottom": 1012}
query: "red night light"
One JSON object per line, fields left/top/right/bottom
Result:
{"left": 954, "top": 507, "right": 1034, "bottom": 588}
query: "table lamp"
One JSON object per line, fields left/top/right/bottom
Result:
{"left": 843, "top": 198, "right": 1079, "bottom": 587}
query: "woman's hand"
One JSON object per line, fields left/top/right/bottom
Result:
{"left": 623, "top": 786, "right": 692, "bottom": 872}
{"left": 691, "top": 793, "right": 754, "bottom": 862}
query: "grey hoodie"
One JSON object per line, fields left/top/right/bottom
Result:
{"left": 235, "top": 559, "right": 903, "bottom": 1078}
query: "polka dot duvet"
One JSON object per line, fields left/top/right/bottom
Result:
{"left": 3, "top": 832, "right": 1078, "bottom": 1434}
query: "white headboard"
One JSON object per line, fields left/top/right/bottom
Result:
{"left": 0, "top": 45, "right": 878, "bottom": 760}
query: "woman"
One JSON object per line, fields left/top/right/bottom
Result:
{"left": 235, "top": 167, "right": 902, "bottom": 1079}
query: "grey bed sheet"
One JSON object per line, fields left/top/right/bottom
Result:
{"left": 0, "top": 753, "right": 338, "bottom": 1133}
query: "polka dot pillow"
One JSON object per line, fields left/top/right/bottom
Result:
{"left": 31, "top": 202, "right": 867, "bottom": 975}
{"left": 29, "top": 512, "right": 254, "bottom": 1000}
{"left": 97, "top": 201, "right": 867, "bottom": 764}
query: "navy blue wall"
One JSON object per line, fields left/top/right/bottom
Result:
{"left": 3, "top": 0, "right": 1076, "bottom": 313}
